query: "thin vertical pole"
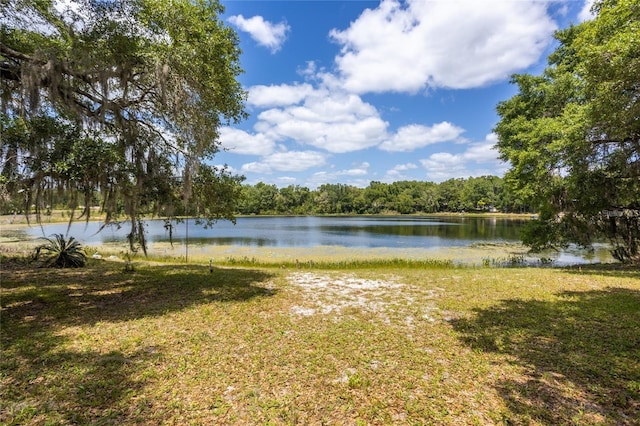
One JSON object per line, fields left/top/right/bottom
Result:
{"left": 185, "top": 216, "right": 189, "bottom": 263}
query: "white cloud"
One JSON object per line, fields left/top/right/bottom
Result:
{"left": 241, "top": 161, "right": 273, "bottom": 174}
{"left": 420, "top": 152, "right": 468, "bottom": 181}
{"left": 330, "top": 0, "right": 557, "bottom": 93}
{"left": 384, "top": 162, "right": 418, "bottom": 181}
{"left": 394, "top": 163, "right": 418, "bottom": 172}
{"left": 578, "top": 0, "right": 597, "bottom": 22}
{"left": 464, "top": 135, "right": 503, "bottom": 164}
{"left": 248, "top": 83, "right": 315, "bottom": 108}
{"left": 419, "top": 133, "right": 507, "bottom": 181}
{"left": 297, "top": 61, "right": 318, "bottom": 78}
{"left": 305, "top": 169, "right": 371, "bottom": 189}
{"left": 254, "top": 89, "right": 388, "bottom": 153}
{"left": 228, "top": 15, "right": 290, "bottom": 53}
{"left": 379, "top": 122, "right": 465, "bottom": 152}
{"left": 267, "top": 151, "right": 328, "bottom": 171}
{"left": 219, "top": 127, "right": 275, "bottom": 156}
{"left": 241, "top": 150, "right": 327, "bottom": 174}
{"left": 341, "top": 162, "right": 370, "bottom": 176}
{"left": 276, "top": 176, "right": 297, "bottom": 185}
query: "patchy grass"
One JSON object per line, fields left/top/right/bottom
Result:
{"left": 220, "top": 255, "right": 457, "bottom": 270}
{"left": 1, "top": 255, "right": 639, "bottom": 425}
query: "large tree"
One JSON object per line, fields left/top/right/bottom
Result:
{"left": 1, "top": 0, "right": 246, "bottom": 252}
{"left": 495, "top": 0, "right": 639, "bottom": 262}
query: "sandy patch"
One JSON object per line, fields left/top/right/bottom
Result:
{"left": 286, "top": 272, "right": 442, "bottom": 325}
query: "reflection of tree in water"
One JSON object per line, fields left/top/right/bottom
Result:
{"left": 452, "top": 283, "right": 640, "bottom": 424}
{"left": 321, "top": 217, "right": 526, "bottom": 241}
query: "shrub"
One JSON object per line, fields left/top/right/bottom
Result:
{"left": 34, "top": 234, "right": 87, "bottom": 268}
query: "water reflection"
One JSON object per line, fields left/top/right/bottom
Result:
{"left": 19, "top": 215, "right": 528, "bottom": 249}
{"left": 8, "top": 215, "right": 616, "bottom": 264}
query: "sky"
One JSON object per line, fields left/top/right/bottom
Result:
{"left": 215, "top": 0, "right": 596, "bottom": 188}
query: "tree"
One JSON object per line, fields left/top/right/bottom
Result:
{"left": 363, "top": 181, "right": 390, "bottom": 214}
{"left": 414, "top": 181, "right": 440, "bottom": 213}
{"left": 253, "top": 182, "right": 278, "bottom": 214}
{"left": 461, "top": 176, "right": 501, "bottom": 211}
{"left": 276, "top": 185, "right": 311, "bottom": 214}
{"left": 495, "top": 0, "right": 639, "bottom": 262}
{"left": 438, "top": 178, "right": 465, "bottom": 212}
{"left": 1, "top": 0, "right": 246, "bottom": 252}
{"left": 190, "top": 164, "right": 245, "bottom": 225}
{"left": 315, "top": 183, "right": 358, "bottom": 214}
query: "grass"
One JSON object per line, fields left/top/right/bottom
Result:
{"left": 1, "top": 254, "right": 639, "bottom": 425}
{"left": 220, "top": 255, "right": 456, "bottom": 270}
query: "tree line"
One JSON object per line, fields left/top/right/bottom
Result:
{"left": 237, "top": 176, "right": 529, "bottom": 216}
{"left": 1, "top": 175, "right": 529, "bottom": 217}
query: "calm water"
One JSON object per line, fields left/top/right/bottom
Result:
{"left": 24, "top": 215, "right": 526, "bottom": 249}
{"left": 17, "top": 215, "right": 614, "bottom": 264}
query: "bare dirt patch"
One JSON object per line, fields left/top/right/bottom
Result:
{"left": 286, "top": 272, "right": 443, "bottom": 326}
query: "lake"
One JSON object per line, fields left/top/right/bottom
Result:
{"left": 20, "top": 215, "right": 612, "bottom": 265}
{"left": 25, "top": 215, "right": 524, "bottom": 248}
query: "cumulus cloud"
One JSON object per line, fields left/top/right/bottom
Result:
{"left": 266, "top": 151, "right": 328, "bottom": 171}
{"left": 219, "top": 127, "right": 276, "bottom": 156}
{"left": 329, "top": 0, "right": 557, "bottom": 93}
{"left": 578, "top": 0, "right": 597, "bottom": 22}
{"left": 254, "top": 89, "right": 388, "bottom": 153}
{"left": 241, "top": 150, "right": 327, "bottom": 174}
{"left": 384, "top": 162, "right": 418, "bottom": 180}
{"left": 419, "top": 133, "right": 507, "bottom": 181}
{"left": 394, "top": 163, "right": 418, "bottom": 172}
{"left": 241, "top": 161, "right": 273, "bottom": 175}
{"left": 306, "top": 164, "right": 372, "bottom": 188}
{"left": 276, "top": 176, "right": 298, "bottom": 185}
{"left": 228, "top": 82, "right": 469, "bottom": 158}
{"left": 227, "top": 81, "right": 393, "bottom": 155}
{"left": 379, "top": 122, "right": 465, "bottom": 152}
{"left": 341, "top": 162, "right": 370, "bottom": 176}
{"left": 228, "top": 14, "right": 290, "bottom": 53}
{"left": 420, "top": 152, "right": 468, "bottom": 181}
{"left": 248, "top": 83, "right": 315, "bottom": 108}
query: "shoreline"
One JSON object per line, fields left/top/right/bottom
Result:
{"left": 0, "top": 213, "right": 611, "bottom": 267}
{"left": 1, "top": 211, "right": 534, "bottom": 226}
{"left": 0, "top": 236, "right": 612, "bottom": 268}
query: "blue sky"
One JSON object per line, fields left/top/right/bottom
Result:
{"left": 215, "top": 0, "right": 595, "bottom": 188}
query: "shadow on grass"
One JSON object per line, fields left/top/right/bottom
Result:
{"left": 1, "top": 258, "right": 276, "bottom": 326}
{"left": 0, "top": 258, "right": 276, "bottom": 424}
{"left": 1, "top": 331, "right": 155, "bottom": 424}
{"left": 561, "top": 263, "right": 640, "bottom": 280}
{"left": 452, "top": 287, "right": 640, "bottom": 425}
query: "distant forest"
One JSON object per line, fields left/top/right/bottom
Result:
{"left": 3, "top": 175, "right": 532, "bottom": 218}
{"left": 236, "top": 176, "right": 530, "bottom": 216}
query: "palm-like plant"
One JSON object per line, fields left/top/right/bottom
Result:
{"left": 35, "top": 234, "right": 87, "bottom": 268}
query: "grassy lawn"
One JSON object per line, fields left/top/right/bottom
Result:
{"left": 1, "top": 256, "right": 639, "bottom": 425}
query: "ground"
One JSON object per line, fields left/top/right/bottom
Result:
{"left": 2, "top": 256, "right": 639, "bottom": 424}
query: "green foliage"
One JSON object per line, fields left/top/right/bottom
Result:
{"left": 191, "top": 164, "right": 245, "bottom": 227}
{"left": 520, "top": 216, "right": 564, "bottom": 252}
{"left": 495, "top": 0, "right": 640, "bottom": 262}
{"left": 235, "top": 176, "right": 516, "bottom": 216}
{"left": 34, "top": 234, "right": 87, "bottom": 268}
{"left": 1, "top": 0, "right": 246, "bottom": 253}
